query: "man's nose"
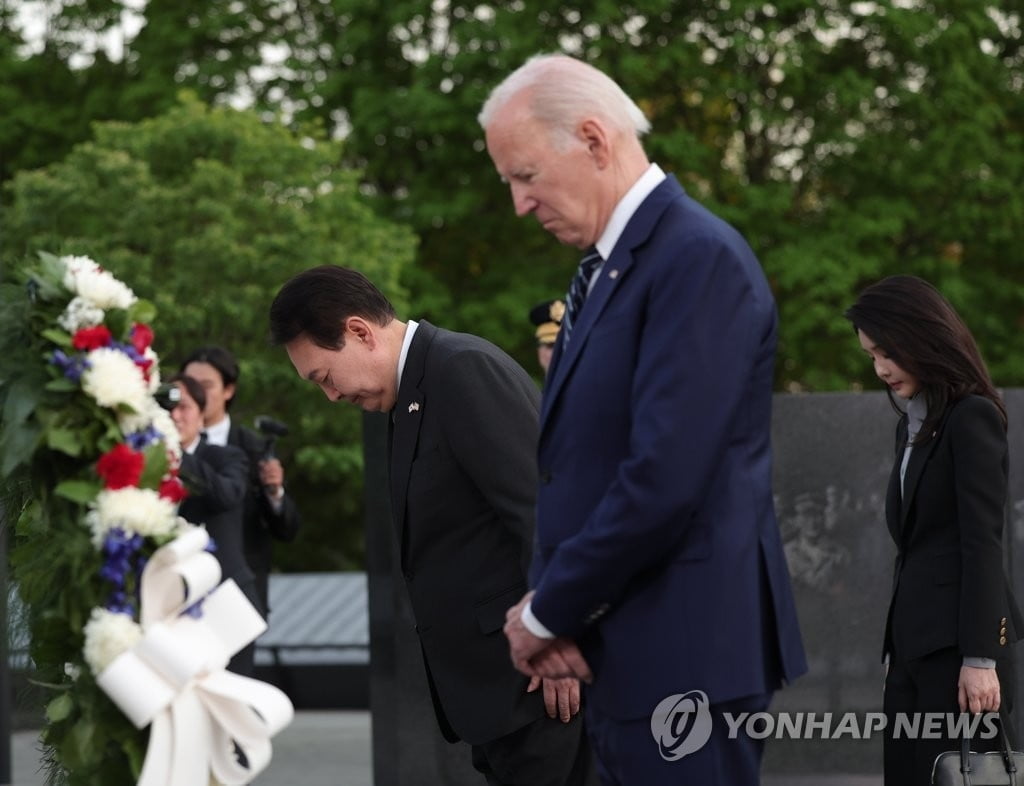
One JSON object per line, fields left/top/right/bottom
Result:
{"left": 511, "top": 185, "right": 534, "bottom": 217}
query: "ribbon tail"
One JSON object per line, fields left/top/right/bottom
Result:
{"left": 137, "top": 711, "right": 172, "bottom": 786}
{"left": 169, "top": 691, "right": 213, "bottom": 786}
{"left": 201, "top": 671, "right": 294, "bottom": 784}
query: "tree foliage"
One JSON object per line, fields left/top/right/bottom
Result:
{"left": 259, "top": 0, "right": 1024, "bottom": 390}
{"left": 3, "top": 1, "right": 1023, "bottom": 573}
{"left": 2, "top": 96, "right": 417, "bottom": 570}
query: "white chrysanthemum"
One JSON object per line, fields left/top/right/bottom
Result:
{"left": 143, "top": 348, "right": 162, "bottom": 393}
{"left": 72, "top": 268, "right": 137, "bottom": 310}
{"left": 83, "top": 608, "right": 142, "bottom": 676}
{"left": 152, "top": 406, "right": 182, "bottom": 465}
{"left": 61, "top": 255, "right": 101, "bottom": 285}
{"left": 86, "top": 487, "right": 177, "bottom": 545}
{"left": 81, "top": 347, "right": 149, "bottom": 414}
{"left": 62, "top": 255, "right": 137, "bottom": 310}
{"left": 57, "top": 296, "right": 105, "bottom": 332}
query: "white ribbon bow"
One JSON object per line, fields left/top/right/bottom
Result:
{"left": 96, "top": 527, "right": 294, "bottom": 786}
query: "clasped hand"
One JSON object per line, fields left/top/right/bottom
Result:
{"left": 503, "top": 591, "right": 593, "bottom": 684}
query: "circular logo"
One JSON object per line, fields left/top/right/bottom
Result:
{"left": 650, "top": 690, "right": 713, "bottom": 761}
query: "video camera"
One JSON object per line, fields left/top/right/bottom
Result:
{"left": 154, "top": 383, "right": 182, "bottom": 412}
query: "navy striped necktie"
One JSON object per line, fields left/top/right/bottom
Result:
{"left": 561, "top": 246, "right": 602, "bottom": 345}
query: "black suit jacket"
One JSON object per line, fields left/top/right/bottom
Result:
{"left": 389, "top": 320, "right": 544, "bottom": 745}
{"left": 178, "top": 441, "right": 258, "bottom": 606}
{"left": 227, "top": 422, "right": 301, "bottom": 612}
{"left": 884, "top": 394, "right": 1023, "bottom": 662}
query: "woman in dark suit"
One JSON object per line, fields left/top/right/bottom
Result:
{"left": 168, "top": 373, "right": 260, "bottom": 676}
{"left": 846, "top": 275, "right": 1022, "bottom": 785}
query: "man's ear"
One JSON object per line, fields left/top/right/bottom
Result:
{"left": 345, "top": 317, "right": 376, "bottom": 348}
{"left": 579, "top": 118, "right": 611, "bottom": 168}
{"left": 223, "top": 382, "right": 237, "bottom": 404}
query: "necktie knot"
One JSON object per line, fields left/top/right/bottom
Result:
{"left": 561, "top": 247, "right": 602, "bottom": 345}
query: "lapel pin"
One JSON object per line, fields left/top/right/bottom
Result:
{"left": 608, "top": 269, "right": 619, "bottom": 279}
{"left": 408, "top": 402, "right": 420, "bottom": 413}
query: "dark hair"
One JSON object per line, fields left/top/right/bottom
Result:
{"left": 166, "top": 373, "right": 207, "bottom": 413}
{"left": 178, "top": 345, "right": 239, "bottom": 410}
{"left": 179, "top": 346, "right": 239, "bottom": 386}
{"left": 269, "top": 265, "right": 396, "bottom": 349}
{"left": 844, "top": 275, "right": 1006, "bottom": 440}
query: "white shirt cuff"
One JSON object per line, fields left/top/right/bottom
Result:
{"left": 963, "top": 656, "right": 997, "bottom": 669}
{"left": 522, "top": 601, "right": 556, "bottom": 639}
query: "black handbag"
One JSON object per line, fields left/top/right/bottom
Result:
{"left": 932, "top": 711, "right": 1024, "bottom": 786}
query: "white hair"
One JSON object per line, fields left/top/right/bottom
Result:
{"left": 478, "top": 54, "right": 651, "bottom": 145}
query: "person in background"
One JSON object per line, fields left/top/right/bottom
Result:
{"left": 269, "top": 265, "right": 596, "bottom": 786}
{"left": 529, "top": 299, "right": 564, "bottom": 375}
{"left": 481, "top": 54, "right": 807, "bottom": 785}
{"left": 167, "top": 373, "right": 259, "bottom": 676}
{"left": 180, "top": 346, "right": 301, "bottom": 617}
{"left": 845, "top": 275, "right": 1022, "bottom": 786}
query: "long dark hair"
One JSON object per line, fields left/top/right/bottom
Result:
{"left": 844, "top": 275, "right": 1006, "bottom": 441}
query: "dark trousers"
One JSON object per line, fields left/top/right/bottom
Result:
{"left": 584, "top": 693, "right": 771, "bottom": 786}
{"left": 884, "top": 646, "right": 1016, "bottom": 786}
{"left": 470, "top": 711, "right": 598, "bottom": 786}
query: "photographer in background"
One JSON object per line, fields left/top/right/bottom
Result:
{"left": 166, "top": 373, "right": 259, "bottom": 676}
{"left": 180, "top": 346, "right": 301, "bottom": 618}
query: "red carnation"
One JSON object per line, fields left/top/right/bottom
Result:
{"left": 130, "top": 323, "right": 154, "bottom": 354}
{"left": 158, "top": 476, "right": 188, "bottom": 503}
{"left": 72, "top": 325, "right": 113, "bottom": 351}
{"left": 95, "top": 443, "right": 144, "bottom": 489}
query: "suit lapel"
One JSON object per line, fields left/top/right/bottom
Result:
{"left": 541, "top": 176, "right": 685, "bottom": 430}
{"left": 899, "top": 431, "right": 940, "bottom": 531}
{"left": 389, "top": 321, "right": 433, "bottom": 563}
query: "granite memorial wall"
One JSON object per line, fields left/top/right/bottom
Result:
{"left": 365, "top": 390, "right": 1024, "bottom": 783}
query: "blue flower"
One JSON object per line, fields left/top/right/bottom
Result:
{"left": 50, "top": 349, "right": 91, "bottom": 381}
{"left": 125, "top": 425, "right": 161, "bottom": 451}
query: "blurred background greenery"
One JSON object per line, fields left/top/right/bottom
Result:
{"left": 2, "top": 0, "right": 1022, "bottom": 571}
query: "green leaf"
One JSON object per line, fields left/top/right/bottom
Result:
{"left": 54, "top": 479, "right": 102, "bottom": 504}
{"left": 128, "top": 298, "right": 157, "bottom": 326}
{"left": 2, "top": 377, "right": 41, "bottom": 425}
{"left": 47, "top": 426, "right": 83, "bottom": 457}
{"left": 41, "top": 328, "right": 73, "bottom": 348}
{"left": 45, "top": 377, "right": 80, "bottom": 392}
{"left": 138, "top": 442, "right": 169, "bottom": 489}
{"left": 46, "top": 693, "right": 74, "bottom": 723}
{"left": 104, "top": 309, "right": 128, "bottom": 340}
{"left": 0, "top": 422, "right": 40, "bottom": 477}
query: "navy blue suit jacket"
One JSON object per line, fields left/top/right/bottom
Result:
{"left": 531, "top": 175, "right": 807, "bottom": 719}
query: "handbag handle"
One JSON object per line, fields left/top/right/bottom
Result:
{"left": 957, "top": 707, "right": 1018, "bottom": 786}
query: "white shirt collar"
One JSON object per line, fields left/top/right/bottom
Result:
{"left": 203, "top": 413, "right": 230, "bottom": 446}
{"left": 396, "top": 319, "right": 419, "bottom": 394}
{"left": 594, "top": 163, "right": 666, "bottom": 260}
{"left": 183, "top": 435, "right": 201, "bottom": 455}
{"left": 204, "top": 415, "right": 230, "bottom": 446}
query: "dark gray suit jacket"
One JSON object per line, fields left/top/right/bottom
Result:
{"left": 389, "top": 320, "right": 544, "bottom": 745}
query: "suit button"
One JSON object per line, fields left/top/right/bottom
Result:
{"left": 1000, "top": 636, "right": 1008, "bottom": 646}
{"left": 540, "top": 471, "right": 552, "bottom": 484}
{"left": 404, "top": 571, "right": 414, "bottom": 582}
{"left": 1002, "top": 617, "right": 1008, "bottom": 625}
{"left": 1001, "top": 627, "right": 1008, "bottom": 636}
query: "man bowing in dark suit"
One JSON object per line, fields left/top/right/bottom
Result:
{"left": 480, "top": 54, "right": 808, "bottom": 785}
{"left": 268, "top": 265, "right": 594, "bottom": 786}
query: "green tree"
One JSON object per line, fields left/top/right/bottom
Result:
{"left": 261, "top": 0, "right": 1024, "bottom": 389}
{"left": 2, "top": 96, "right": 418, "bottom": 570}
{"left": 4, "top": 0, "right": 1022, "bottom": 386}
